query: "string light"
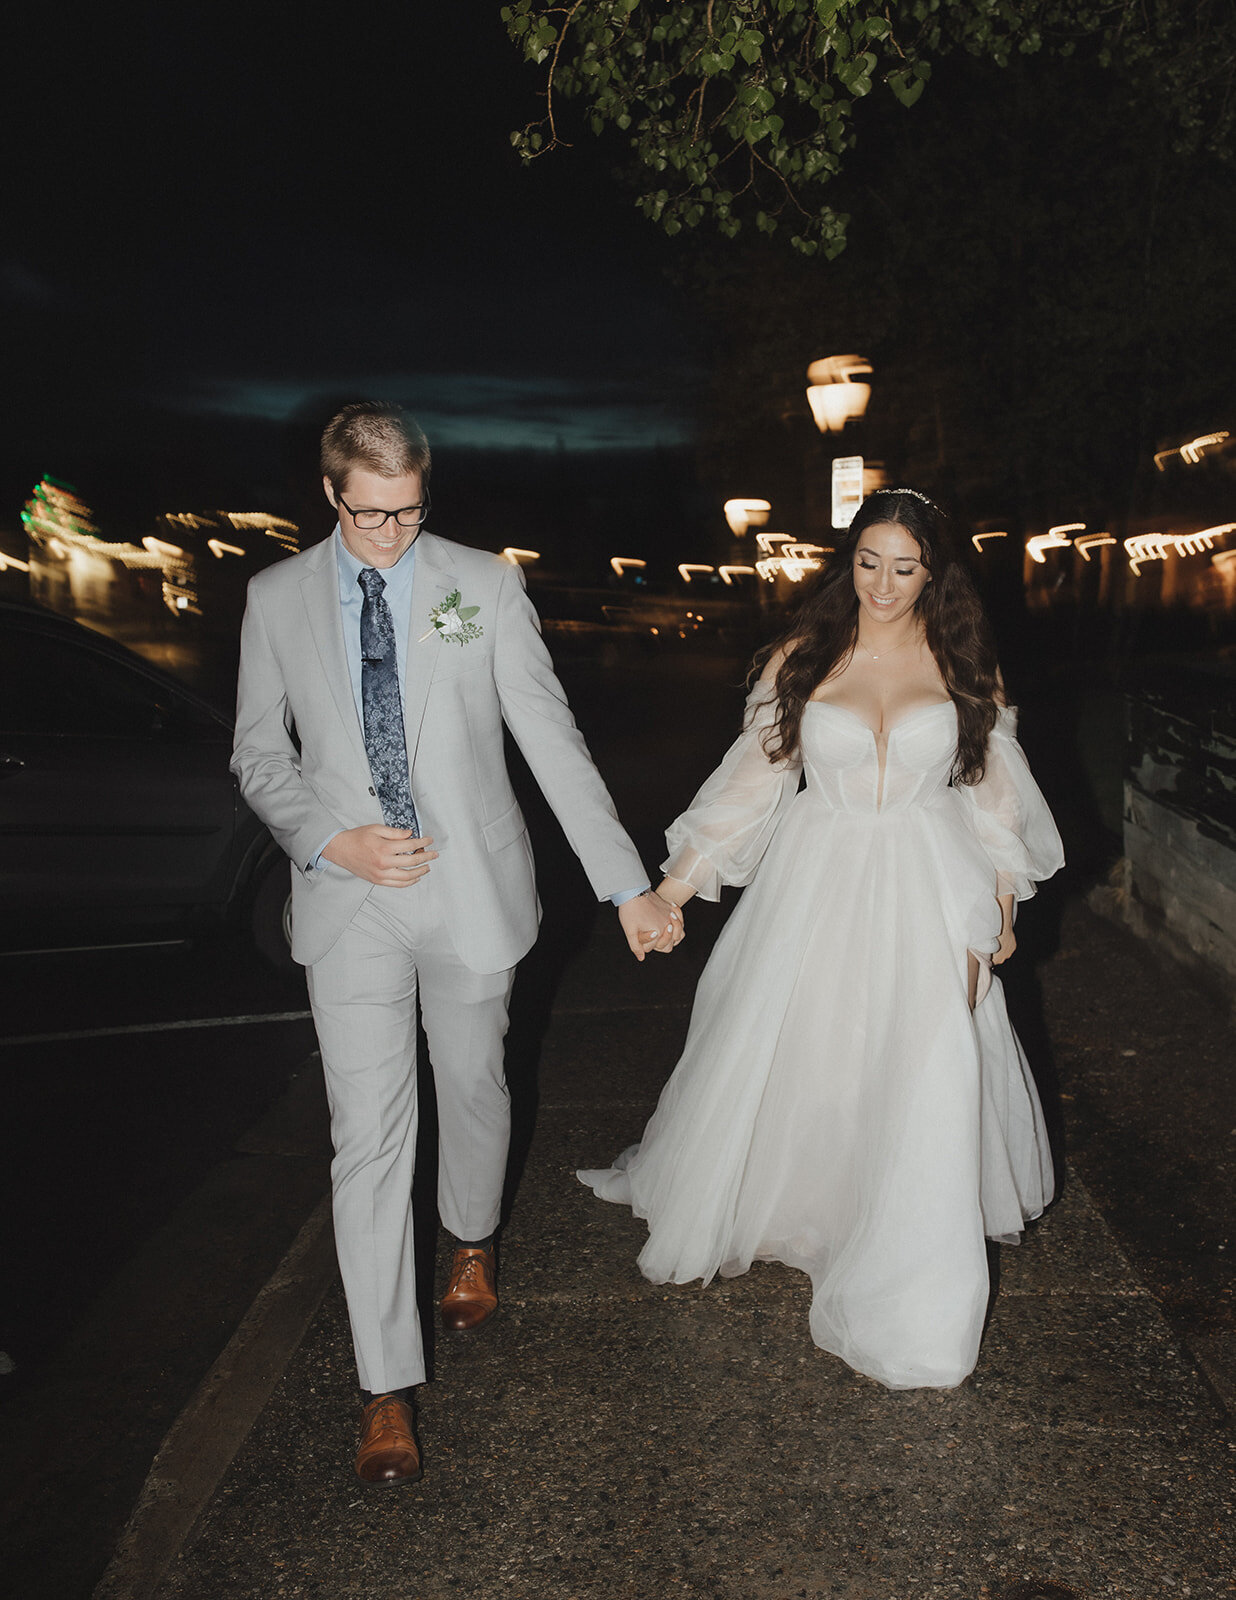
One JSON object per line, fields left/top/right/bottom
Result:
{"left": 1026, "top": 523, "right": 1084, "bottom": 563}
{"left": 1153, "top": 431, "right": 1229, "bottom": 471}
{"left": 1124, "top": 534, "right": 1172, "bottom": 575}
{"left": 1177, "top": 523, "right": 1236, "bottom": 555}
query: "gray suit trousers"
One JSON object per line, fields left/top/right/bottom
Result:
{"left": 306, "top": 870, "right": 515, "bottom": 1393}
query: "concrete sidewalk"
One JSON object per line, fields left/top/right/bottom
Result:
{"left": 99, "top": 898, "right": 1234, "bottom": 1600}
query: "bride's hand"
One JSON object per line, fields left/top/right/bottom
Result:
{"left": 618, "top": 890, "right": 684, "bottom": 961}
{"left": 991, "top": 894, "right": 1016, "bottom": 965}
{"left": 656, "top": 876, "right": 694, "bottom": 912}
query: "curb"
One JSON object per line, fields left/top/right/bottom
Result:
{"left": 92, "top": 1196, "right": 336, "bottom": 1600}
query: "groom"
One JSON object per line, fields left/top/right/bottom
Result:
{"left": 231, "top": 402, "right": 682, "bottom": 1484}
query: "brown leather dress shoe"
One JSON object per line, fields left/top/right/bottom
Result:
{"left": 440, "top": 1245, "right": 498, "bottom": 1331}
{"left": 354, "top": 1394, "right": 422, "bottom": 1486}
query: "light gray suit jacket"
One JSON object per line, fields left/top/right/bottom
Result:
{"left": 230, "top": 530, "right": 646, "bottom": 971}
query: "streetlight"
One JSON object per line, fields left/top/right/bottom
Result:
{"left": 806, "top": 355, "right": 872, "bottom": 433}
{"left": 723, "top": 498, "right": 771, "bottom": 536}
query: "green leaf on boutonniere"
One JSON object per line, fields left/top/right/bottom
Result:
{"left": 422, "top": 587, "right": 484, "bottom": 645}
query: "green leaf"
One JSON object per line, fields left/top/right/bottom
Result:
{"left": 458, "top": 606, "right": 480, "bottom": 621}
{"left": 888, "top": 69, "right": 926, "bottom": 107}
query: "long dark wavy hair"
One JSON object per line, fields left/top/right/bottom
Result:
{"left": 755, "top": 490, "right": 1001, "bottom": 785}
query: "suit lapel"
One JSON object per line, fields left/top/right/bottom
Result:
{"left": 404, "top": 532, "right": 457, "bottom": 767}
{"left": 299, "top": 537, "right": 368, "bottom": 767}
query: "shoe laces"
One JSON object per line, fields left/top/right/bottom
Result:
{"left": 449, "top": 1251, "right": 490, "bottom": 1291}
{"left": 366, "top": 1395, "right": 409, "bottom": 1434}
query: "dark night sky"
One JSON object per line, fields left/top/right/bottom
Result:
{"left": 10, "top": 5, "right": 1232, "bottom": 552}
{"left": 5, "top": 3, "right": 703, "bottom": 522}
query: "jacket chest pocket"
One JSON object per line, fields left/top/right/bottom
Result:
{"left": 424, "top": 643, "right": 494, "bottom": 682}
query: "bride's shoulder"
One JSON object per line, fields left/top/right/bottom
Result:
{"left": 754, "top": 637, "right": 802, "bottom": 686}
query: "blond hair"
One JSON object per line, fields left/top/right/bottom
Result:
{"left": 320, "top": 402, "right": 432, "bottom": 492}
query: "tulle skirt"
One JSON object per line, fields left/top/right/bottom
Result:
{"left": 579, "top": 792, "right": 1054, "bottom": 1390}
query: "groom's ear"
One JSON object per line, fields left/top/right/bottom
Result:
{"left": 323, "top": 474, "right": 340, "bottom": 509}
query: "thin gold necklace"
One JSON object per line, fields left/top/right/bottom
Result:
{"left": 857, "top": 632, "right": 916, "bottom": 662}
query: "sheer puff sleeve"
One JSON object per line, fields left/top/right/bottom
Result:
{"left": 662, "top": 676, "right": 803, "bottom": 902}
{"left": 955, "top": 706, "right": 1065, "bottom": 901}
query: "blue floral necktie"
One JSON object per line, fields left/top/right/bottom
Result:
{"left": 358, "top": 567, "right": 419, "bottom": 835}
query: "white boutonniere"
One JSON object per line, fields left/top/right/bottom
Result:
{"left": 420, "top": 589, "right": 482, "bottom": 645}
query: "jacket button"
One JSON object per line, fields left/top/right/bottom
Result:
{"left": 368, "top": 786, "right": 376, "bottom": 796}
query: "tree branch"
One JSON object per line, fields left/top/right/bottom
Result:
{"left": 542, "top": 0, "right": 587, "bottom": 150}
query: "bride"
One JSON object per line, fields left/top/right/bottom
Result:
{"left": 580, "top": 489, "right": 1064, "bottom": 1389}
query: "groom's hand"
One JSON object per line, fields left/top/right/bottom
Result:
{"left": 322, "top": 825, "right": 437, "bottom": 887}
{"left": 618, "top": 891, "right": 684, "bottom": 962}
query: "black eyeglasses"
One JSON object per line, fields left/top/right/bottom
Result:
{"left": 337, "top": 491, "right": 431, "bottom": 531}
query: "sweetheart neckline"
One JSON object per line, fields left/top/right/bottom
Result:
{"left": 804, "top": 698, "right": 955, "bottom": 738}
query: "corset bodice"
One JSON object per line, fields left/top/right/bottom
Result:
{"left": 801, "top": 699, "right": 958, "bottom": 814}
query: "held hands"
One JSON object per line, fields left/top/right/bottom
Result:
{"left": 322, "top": 825, "right": 438, "bottom": 887}
{"left": 618, "top": 890, "right": 685, "bottom": 962}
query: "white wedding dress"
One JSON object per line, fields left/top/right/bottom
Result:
{"left": 579, "top": 683, "right": 1065, "bottom": 1389}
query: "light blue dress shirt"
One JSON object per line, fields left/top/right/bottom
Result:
{"left": 312, "top": 528, "right": 647, "bottom": 906}
{"left": 333, "top": 526, "right": 418, "bottom": 725}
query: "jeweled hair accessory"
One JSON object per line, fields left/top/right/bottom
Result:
{"left": 888, "top": 487, "right": 939, "bottom": 511}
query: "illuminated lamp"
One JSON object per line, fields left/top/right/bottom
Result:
{"left": 806, "top": 355, "right": 872, "bottom": 434}
{"left": 723, "top": 498, "right": 771, "bottom": 536}
{"left": 1025, "top": 524, "right": 1083, "bottom": 563}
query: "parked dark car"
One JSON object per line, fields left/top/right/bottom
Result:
{"left": 0, "top": 600, "right": 292, "bottom": 965}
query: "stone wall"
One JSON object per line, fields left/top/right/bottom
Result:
{"left": 1092, "top": 663, "right": 1236, "bottom": 1007}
